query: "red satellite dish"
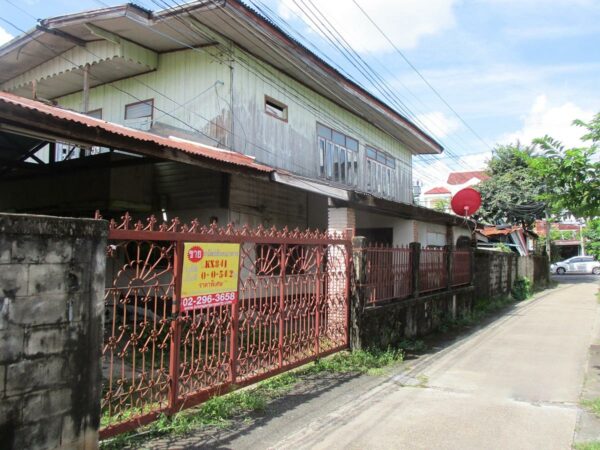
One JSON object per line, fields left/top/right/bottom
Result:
{"left": 451, "top": 187, "right": 482, "bottom": 216}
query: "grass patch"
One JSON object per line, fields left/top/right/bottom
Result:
{"left": 582, "top": 398, "right": 600, "bottom": 418}
{"left": 574, "top": 442, "right": 600, "bottom": 450}
{"left": 101, "top": 347, "right": 406, "bottom": 449}
{"left": 438, "top": 295, "right": 515, "bottom": 333}
{"left": 306, "top": 348, "right": 404, "bottom": 376}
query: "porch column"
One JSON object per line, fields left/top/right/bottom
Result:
{"left": 327, "top": 206, "right": 356, "bottom": 236}
{"left": 326, "top": 206, "right": 355, "bottom": 345}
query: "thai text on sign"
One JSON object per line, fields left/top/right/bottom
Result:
{"left": 181, "top": 242, "right": 241, "bottom": 311}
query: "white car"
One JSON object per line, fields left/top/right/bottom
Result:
{"left": 551, "top": 256, "right": 600, "bottom": 275}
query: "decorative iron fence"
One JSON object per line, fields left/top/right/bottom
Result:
{"left": 363, "top": 245, "right": 412, "bottom": 304}
{"left": 99, "top": 213, "right": 351, "bottom": 438}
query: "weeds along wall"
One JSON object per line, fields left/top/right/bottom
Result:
{"left": 473, "top": 250, "right": 549, "bottom": 302}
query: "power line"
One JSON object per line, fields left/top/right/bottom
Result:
{"left": 352, "top": 0, "right": 492, "bottom": 152}
{"left": 3, "top": 0, "right": 443, "bottom": 188}
{"left": 245, "top": 0, "right": 484, "bottom": 175}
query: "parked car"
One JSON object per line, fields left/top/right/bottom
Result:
{"left": 551, "top": 256, "right": 600, "bottom": 275}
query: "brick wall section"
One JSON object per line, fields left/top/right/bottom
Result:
{"left": 0, "top": 213, "right": 108, "bottom": 450}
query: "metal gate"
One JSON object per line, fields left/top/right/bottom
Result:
{"left": 99, "top": 213, "right": 351, "bottom": 438}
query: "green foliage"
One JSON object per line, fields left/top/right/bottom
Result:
{"left": 477, "top": 113, "right": 600, "bottom": 227}
{"left": 584, "top": 219, "right": 600, "bottom": 260}
{"left": 549, "top": 228, "right": 577, "bottom": 241}
{"left": 309, "top": 348, "right": 404, "bottom": 375}
{"left": 432, "top": 198, "right": 450, "bottom": 212}
{"left": 582, "top": 397, "right": 600, "bottom": 418}
{"left": 574, "top": 442, "right": 600, "bottom": 450}
{"left": 530, "top": 143, "right": 599, "bottom": 219}
{"left": 512, "top": 276, "right": 532, "bottom": 301}
{"left": 475, "top": 144, "right": 544, "bottom": 228}
{"left": 495, "top": 242, "right": 512, "bottom": 253}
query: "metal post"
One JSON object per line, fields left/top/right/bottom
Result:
{"left": 410, "top": 242, "right": 421, "bottom": 298}
{"left": 230, "top": 249, "right": 242, "bottom": 384}
{"left": 278, "top": 244, "right": 286, "bottom": 369}
{"left": 168, "top": 241, "right": 183, "bottom": 414}
{"left": 315, "top": 245, "right": 322, "bottom": 355}
{"left": 446, "top": 245, "right": 453, "bottom": 289}
{"left": 82, "top": 63, "right": 90, "bottom": 113}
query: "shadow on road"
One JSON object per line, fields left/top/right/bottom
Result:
{"left": 551, "top": 274, "right": 600, "bottom": 285}
{"left": 144, "top": 372, "right": 361, "bottom": 450}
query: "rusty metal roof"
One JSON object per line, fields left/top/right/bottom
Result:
{"left": 0, "top": 91, "right": 273, "bottom": 173}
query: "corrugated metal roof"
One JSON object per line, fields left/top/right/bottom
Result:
{"left": 0, "top": 91, "right": 273, "bottom": 173}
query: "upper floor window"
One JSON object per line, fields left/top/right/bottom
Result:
{"left": 265, "top": 96, "right": 288, "bottom": 121}
{"left": 366, "top": 146, "right": 397, "bottom": 198}
{"left": 86, "top": 108, "right": 102, "bottom": 119}
{"left": 317, "top": 123, "right": 358, "bottom": 186}
{"left": 125, "top": 99, "right": 153, "bottom": 120}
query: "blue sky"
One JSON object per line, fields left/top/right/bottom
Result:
{"left": 1, "top": 0, "right": 599, "bottom": 188}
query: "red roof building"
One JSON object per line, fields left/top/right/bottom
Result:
{"left": 447, "top": 171, "right": 489, "bottom": 185}
{"left": 423, "top": 186, "right": 451, "bottom": 195}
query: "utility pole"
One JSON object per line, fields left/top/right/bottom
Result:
{"left": 545, "top": 210, "right": 551, "bottom": 261}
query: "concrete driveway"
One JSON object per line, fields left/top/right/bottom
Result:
{"left": 145, "top": 276, "right": 600, "bottom": 450}
{"left": 271, "top": 277, "right": 600, "bottom": 450}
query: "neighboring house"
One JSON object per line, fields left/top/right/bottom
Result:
{"left": 0, "top": 1, "right": 471, "bottom": 247}
{"left": 421, "top": 170, "right": 489, "bottom": 212}
{"left": 478, "top": 225, "right": 538, "bottom": 256}
{"left": 422, "top": 186, "right": 451, "bottom": 211}
{"left": 535, "top": 220, "right": 585, "bottom": 259}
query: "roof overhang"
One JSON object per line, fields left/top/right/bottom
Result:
{"left": 0, "top": 91, "right": 272, "bottom": 177}
{"left": 0, "top": 1, "right": 443, "bottom": 155}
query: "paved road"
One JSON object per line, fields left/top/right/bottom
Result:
{"left": 147, "top": 276, "right": 600, "bottom": 450}
{"left": 270, "top": 276, "right": 600, "bottom": 450}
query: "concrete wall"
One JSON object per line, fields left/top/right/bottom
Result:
{"left": 0, "top": 213, "right": 107, "bottom": 450}
{"left": 352, "top": 287, "right": 474, "bottom": 349}
{"left": 474, "top": 250, "right": 549, "bottom": 301}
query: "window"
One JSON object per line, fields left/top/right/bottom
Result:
{"left": 366, "top": 146, "right": 397, "bottom": 198}
{"left": 317, "top": 123, "right": 358, "bottom": 186}
{"left": 125, "top": 99, "right": 153, "bottom": 120}
{"left": 86, "top": 108, "right": 102, "bottom": 119}
{"left": 264, "top": 96, "right": 288, "bottom": 121}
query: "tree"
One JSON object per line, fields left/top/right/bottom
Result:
{"left": 529, "top": 114, "right": 600, "bottom": 219}
{"left": 474, "top": 144, "right": 544, "bottom": 229}
{"left": 432, "top": 198, "right": 450, "bottom": 212}
{"left": 584, "top": 219, "right": 600, "bottom": 260}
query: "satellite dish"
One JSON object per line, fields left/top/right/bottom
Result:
{"left": 451, "top": 187, "right": 482, "bottom": 216}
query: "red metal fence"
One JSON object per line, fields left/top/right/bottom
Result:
{"left": 363, "top": 245, "right": 412, "bottom": 304}
{"left": 100, "top": 213, "right": 350, "bottom": 438}
{"left": 419, "top": 247, "right": 448, "bottom": 293}
{"left": 452, "top": 250, "right": 472, "bottom": 287}
{"left": 360, "top": 244, "right": 472, "bottom": 304}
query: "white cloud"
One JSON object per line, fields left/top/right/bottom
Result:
{"left": 414, "top": 151, "right": 491, "bottom": 191}
{"left": 502, "top": 95, "right": 594, "bottom": 147}
{"left": 0, "top": 26, "right": 14, "bottom": 46}
{"left": 415, "top": 111, "right": 461, "bottom": 138}
{"left": 277, "top": 0, "right": 458, "bottom": 53}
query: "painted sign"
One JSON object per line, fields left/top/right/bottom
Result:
{"left": 181, "top": 242, "right": 241, "bottom": 312}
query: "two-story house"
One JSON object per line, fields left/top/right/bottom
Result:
{"left": 0, "top": 1, "right": 471, "bottom": 246}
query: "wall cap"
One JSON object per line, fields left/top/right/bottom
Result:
{"left": 0, "top": 213, "right": 108, "bottom": 238}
